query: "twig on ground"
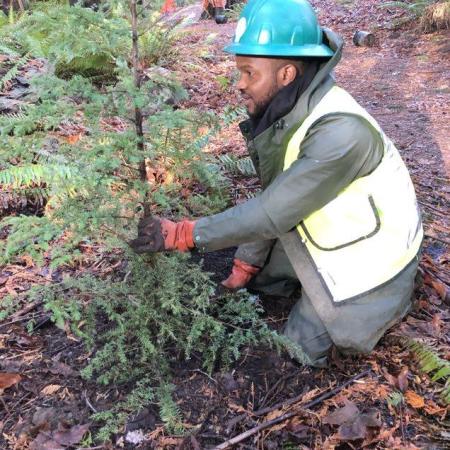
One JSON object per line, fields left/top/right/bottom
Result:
{"left": 84, "top": 390, "right": 98, "bottom": 413}
{"left": 418, "top": 200, "right": 449, "bottom": 217}
{"left": 258, "top": 371, "right": 296, "bottom": 410}
{"left": 191, "top": 369, "right": 219, "bottom": 385}
{"left": 213, "top": 369, "right": 372, "bottom": 450}
{"left": 424, "top": 232, "right": 450, "bottom": 246}
{"left": 10, "top": 301, "right": 42, "bottom": 320}
{"left": 0, "top": 311, "right": 47, "bottom": 329}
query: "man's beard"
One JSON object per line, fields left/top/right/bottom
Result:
{"left": 246, "top": 81, "right": 280, "bottom": 120}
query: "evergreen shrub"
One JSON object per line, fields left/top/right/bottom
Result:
{"left": 0, "top": 0, "right": 307, "bottom": 440}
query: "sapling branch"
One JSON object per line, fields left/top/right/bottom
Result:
{"left": 130, "top": 0, "right": 151, "bottom": 217}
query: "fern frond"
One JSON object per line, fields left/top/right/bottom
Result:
{"left": 408, "top": 339, "right": 450, "bottom": 404}
{"left": 0, "top": 42, "right": 21, "bottom": 56}
{"left": 219, "top": 154, "right": 257, "bottom": 177}
{"left": 221, "top": 105, "right": 246, "bottom": 126}
{"left": 1, "top": 111, "right": 26, "bottom": 121}
{"left": 0, "top": 54, "right": 29, "bottom": 90}
{"left": 387, "top": 391, "right": 404, "bottom": 407}
{"left": 0, "top": 163, "right": 78, "bottom": 188}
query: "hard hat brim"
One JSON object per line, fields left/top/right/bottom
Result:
{"left": 224, "top": 42, "right": 334, "bottom": 58}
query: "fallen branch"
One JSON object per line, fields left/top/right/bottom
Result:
{"left": 424, "top": 232, "right": 450, "bottom": 246}
{"left": 213, "top": 369, "right": 372, "bottom": 450}
{"left": 418, "top": 200, "right": 449, "bottom": 217}
{"left": 10, "top": 301, "right": 42, "bottom": 320}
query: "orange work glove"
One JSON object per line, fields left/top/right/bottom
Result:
{"left": 221, "top": 258, "right": 260, "bottom": 289}
{"left": 161, "top": 218, "right": 195, "bottom": 252}
{"left": 129, "top": 216, "right": 196, "bottom": 253}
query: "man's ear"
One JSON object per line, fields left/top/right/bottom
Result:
{"left": 277, "top": 63, "right": 299, "bottom": 87}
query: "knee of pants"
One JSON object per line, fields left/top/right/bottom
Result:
{"left": 283, "top": 295, "right": 333, "bottom": 368}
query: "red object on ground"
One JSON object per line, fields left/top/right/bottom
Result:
{"left": 161, "top": 0, "right": 176, "bottom": 14}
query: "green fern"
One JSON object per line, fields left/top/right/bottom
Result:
{"left": 0, "top": 54, "right": 29, "bottom": 90}
{"left": 221, "top": 104, "right": 246, "bottom": 126}
{"left": 408, "top": 339, "right": 450, "bottom": 404}
{"left": 219, "top": 154, "right": 257, "bottom": 177}
{"left": 387, "top": 391, "right": 404, "bottom": 407}
{"left": 0, "top": 163, "right": 85, "bottom": 202}
{"left": 0, "top": 163, "right": 78, "bottom": 188}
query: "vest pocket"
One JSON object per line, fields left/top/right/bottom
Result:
{"left": 299, "top": 195, "right": 381, "bottom": 251}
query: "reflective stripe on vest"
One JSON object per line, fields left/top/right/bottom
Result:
{"left": 284, "top": 86, "right": 423, "bottom": 302}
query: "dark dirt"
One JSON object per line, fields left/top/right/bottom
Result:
{"left": 1, "top": 1, "right": 449, "bottom": 449}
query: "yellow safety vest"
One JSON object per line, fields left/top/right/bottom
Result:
{"left": 284, "top": 86, "right": 423, "bottom": 302}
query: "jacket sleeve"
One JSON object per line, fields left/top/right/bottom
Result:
{"left": 193, "top": 114, "right": 383, "bottom": 252}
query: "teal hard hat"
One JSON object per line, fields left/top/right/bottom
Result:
{"left": 224, "top": 0, "right": 333, "bottom": 58}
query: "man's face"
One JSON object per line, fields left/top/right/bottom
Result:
{"left": 235, "top": 56, "right": 290, "bottom": 119}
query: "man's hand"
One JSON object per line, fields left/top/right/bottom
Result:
{"left": 221, "top": 258, "right": 260, "bottom": 289}
{"left": 129, "top": 216, "right": 196, "bottom": 253}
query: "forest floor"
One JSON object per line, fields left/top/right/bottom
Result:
{"left": 1, "top": 1, "right": 449, "bottom": 449}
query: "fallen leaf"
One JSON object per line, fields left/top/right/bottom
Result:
{"left": 299, "top": 387, "right": 320, "bottom": 404}
{"left": 265, "top": 408, "right": 285, "bottom": 421}
{"left": 157, "top": 436, "right": 182, "bottom": 446}
{"left": 426, "top": 274, "right": 450, "bottom": 302}
{"left": 65, "top": 134, "right": 82, "bottom": 145}
{"left": 49, "top": 361, "right": 75, "bottom": 377}
{"left": 30, "top": 423, "right": 89, "bottom": 450}
{"left": 53, "top": 423, "right": 89, "bottom": 446}
{"left": 30, "top": 432, "right": 64, "bottom": 450}
{"left": 32, "top": 407, "right": 57, "bottom": 427}
{"left": 338, "top": 410, "right": 382, "bottom": 441}
{"left": 423, "top": 400, "right": 446, "bottom": 416}
{"left": 323, "top": 401, "right": 359, "bottom": 425}
{"left": 41, "top": 384, "right": 61, "bottom": 396}
{"left": 338, "top": 416, "right": 367, "bottom": 441}
{"left": 404, "top": 390, "right": 425, "bottom": 409}
{"left": 0, "top": 373, "right": 22, "bottom": 390}
{"left": 430, "top": 314, "right": 444, "bottom": 337}
{"left": 382, "top": 367, "right": 409, "bottom": 392}
{"left": 382, "top": 367, "right": 397, "bottom": 388}
{"left": 228, "top": 401, "right": 247, "bottom": 414}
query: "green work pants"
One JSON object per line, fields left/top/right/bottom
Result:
{"left": 248, "top": 239, "right": 417, "bottom": 368}
{"left": 248, "top": 240, "right": 332, "bottom": 367}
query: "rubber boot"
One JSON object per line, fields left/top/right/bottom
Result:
{"left": 214, "top": 7, "right": 227, "bottom": 24}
